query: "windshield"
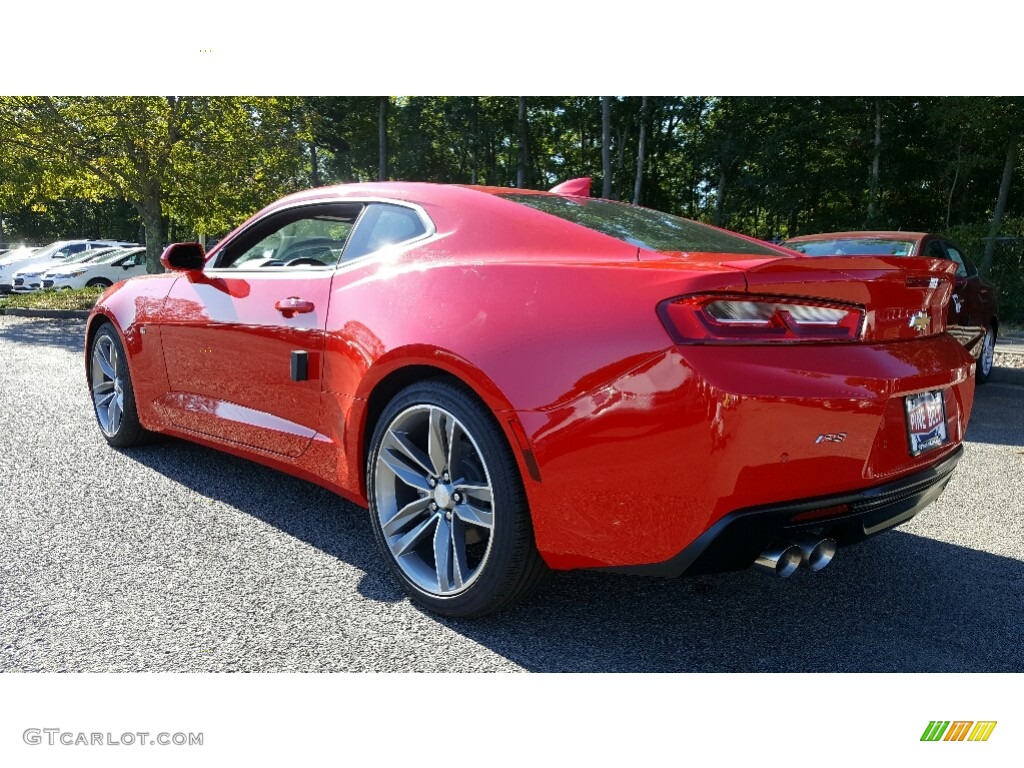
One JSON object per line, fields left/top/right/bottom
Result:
{"left": 93, "top": 248, "right": 134, "bottom": 264}
{"left": 0, "top": 248, "right": 37, "bottom": 264}
{"left": 786, "top": 238, "right": 916, "bottom": 257}
{"left": 33, "top": 241, "right": 74, "bottom": 259}
{"left": 499, "top": 194, "right": 783, "bottom": 255}
{"left": 68, "top": 249, "right": 115, "bottom": 264}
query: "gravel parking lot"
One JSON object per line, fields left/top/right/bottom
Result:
{"left": 1, "top": 316, "right": 1021, "bottom": 672}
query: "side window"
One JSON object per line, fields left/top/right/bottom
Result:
{"left": 342, "top": 203, "right": 429, "bottom": 262}
{"left": 944, "top": 245, "right": 970, "bottom": 278}
{"left": 55, "top": 243, "right": 88, "bottom": 258}
{"left": 924, "top": 240, "right": 946, "bottom": 259}
{"left": 215, "top": 204, "right": 363, "bottom": 270}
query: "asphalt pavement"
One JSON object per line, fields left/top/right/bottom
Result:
{"left": 1, "top": 316, "right": 1021, "bottom": 672}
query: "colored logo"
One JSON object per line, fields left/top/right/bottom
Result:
{"left": 908, "top": 312, "right": 930, "bottom": 334}
{"left": 921, "top": 721, "right": 997, "bottom": 742}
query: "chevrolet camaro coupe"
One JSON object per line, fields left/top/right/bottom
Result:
{"left": 86, "top": 180, "right": 975, "bottom": 616}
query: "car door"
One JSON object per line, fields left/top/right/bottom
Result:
{"left": 157, "top": 202, "right": 362, "bottom": 458}
{"left": 921, "top": 238, "right": 970, "bottom": 333}
{"left": 943, "top": 243, "right": 991, "bottom": 337}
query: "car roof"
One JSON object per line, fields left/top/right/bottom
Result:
{"left": 786, "top": 231, "right": 929, "bottom": 243}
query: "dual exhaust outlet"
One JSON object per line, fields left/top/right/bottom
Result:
{"left": 754, "top": 535, "right": 837, "bottom": 578}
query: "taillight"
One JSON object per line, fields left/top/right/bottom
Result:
{"left": 658, "top": 294, "right": 865, "bottom": 344}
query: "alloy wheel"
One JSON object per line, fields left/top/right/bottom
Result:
{"left": 91, "top": 334, "right": 124, "bottom": 437}
{"left": 981, "top": 328, "right": 995, "bottom": 377}
{"left": 373, "top": 404, "right": 495, "bottom": 597}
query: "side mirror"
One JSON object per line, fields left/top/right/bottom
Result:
{"left": 160, "top": 242, "right": 207, "bottom": 272}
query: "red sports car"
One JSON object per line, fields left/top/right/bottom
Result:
{"left": 784, "top": 231, "right": 1000, "bottom": 383}
{"left": 86, "top": 181, "right": 975, "bottom": 616}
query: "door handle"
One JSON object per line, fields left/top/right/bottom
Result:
{"left": 275, "top": 297, "right": 315, "bottom": 318}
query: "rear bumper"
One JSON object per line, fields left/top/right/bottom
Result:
{"left": 601, "top": 445, "right": 962, "bottom": 577}
{"left": 518, "top": 335, "right": 975, "bottom": 571}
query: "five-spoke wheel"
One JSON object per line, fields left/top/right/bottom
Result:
{"left": 91, "top": 332, "right": 125, "bottom": 438}
{"left": 88, "top": 323, "right": 152, "bottom": 446}
{"left": 374, "top": 404, "right": 495, "bottom": 596}
{"left": 367, "top": 380, "right": 547, "bottom": 616}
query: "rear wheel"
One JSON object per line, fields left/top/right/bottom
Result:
{"left": 367, "top": 379, "right": 547, "bottom": 617}
{"left": 88, "top": 323, "right": 154, "bottom": 447}
{"left": 977, "top": 325, "right": 996, "bottom": 384}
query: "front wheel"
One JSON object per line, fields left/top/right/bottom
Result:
{"left": 86, "top": 278, "right": 113, "bottom": 288}
{"left": 976, "top": 325, "right": 996, "bottom": 385}
{"left": 367, "top": 380, "right": 547, "bottom": 617}
{"left": 88, "top": 323, "right": 154, "bottom": 447}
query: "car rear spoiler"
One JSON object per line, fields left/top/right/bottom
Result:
{"left": 549, "top": 177, "right": 591, "bottom": 197}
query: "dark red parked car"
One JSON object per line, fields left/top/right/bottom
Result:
{"left": 86, "top": 183, "right": 975, "bottom": 616}
{"left": 784, "top": 231, "right": 1000, "bottom": 383}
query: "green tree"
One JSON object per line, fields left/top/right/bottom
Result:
{"left": 0, "top": 96, "right": 307, "bottom": 271}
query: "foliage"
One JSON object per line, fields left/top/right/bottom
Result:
{"left": 1, "top": 96, "right": 1022, "bottom": 309}
{"left": 0, "top": 286, "right": 104, "bottom": 311}
{"left": 0, "top": 97, "right": 308, "bottom": 271}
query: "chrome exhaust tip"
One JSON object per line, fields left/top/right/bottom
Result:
{"left": 753, "top": 542, "right": 803, "bottom": 578}
{"left": 793, "top": 535, "right": 837, "bottom": 572}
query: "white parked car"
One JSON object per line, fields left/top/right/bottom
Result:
{"left": 0, "top": 248, "right": 40, "bottom": 292}
{"left": 0, "top": 239, "right": 136, "bottom": 293}
{"left": 12, "top": 248, "right": 122, "bottom": 292}
{"left": 42, "top": 247, "right": 147, "bottom": 290}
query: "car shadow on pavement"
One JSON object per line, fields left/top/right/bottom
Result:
{"left": 0, "top": 317, "right": 86, "bottom": 355}
{"left": 125, "top": 436, "right": 1023, "bottom": 673}
{"left": 123, "top": 438, "right": 407, "bottom": 606}
{"left": 439, "top": 530, "right": 1024, "bottom": 672}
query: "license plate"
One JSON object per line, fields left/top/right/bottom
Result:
{"left": 904, "top": 390, "right": 947, "bottom": 456}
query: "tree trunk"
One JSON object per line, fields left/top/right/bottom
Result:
{"left": 136, "top": 182, "right": 164, "bottom": 274}
{"left": 713, "top": 167, "right": 727, "bottom": 227}
{"left": 517, "top": 97, "right": 528, "bottom": 189}
{"left": 601, "top": 97, "right": 612, "bottom": 198}
{"left": 378, "top": 97, "right": 388, "bottom": 181}
{"left": 867, "top": 99, "right": 881, "bottom": 223}
{"left": 633, "top": 96, "right": 648, "bottom": 205}
{"left": 945, "top": 134, "right": 962, "bottom": 230}
{"left": 471, "top": 96, "right": 479, "bottom": 184}
{"left": 983, "top": 138, "right": 1018, "bottom": 275}
{"left": 310, "top": 143, "right": 320, "bottom": 187}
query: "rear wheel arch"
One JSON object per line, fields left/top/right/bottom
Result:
{"left": 356, "top": 362, "right": 526, "bottom": 500}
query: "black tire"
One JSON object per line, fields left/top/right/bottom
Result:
{"left": 87, "top": 323, "right": 156, "bottom": 447}
{"left": 976, "top": 324, "right": 996, "bottom": 385}
{"left": 366, "top": 379, "right": 548, "bottom": 617}
{"left": 86, "top": 278, "right": 113, "bottom": 288}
